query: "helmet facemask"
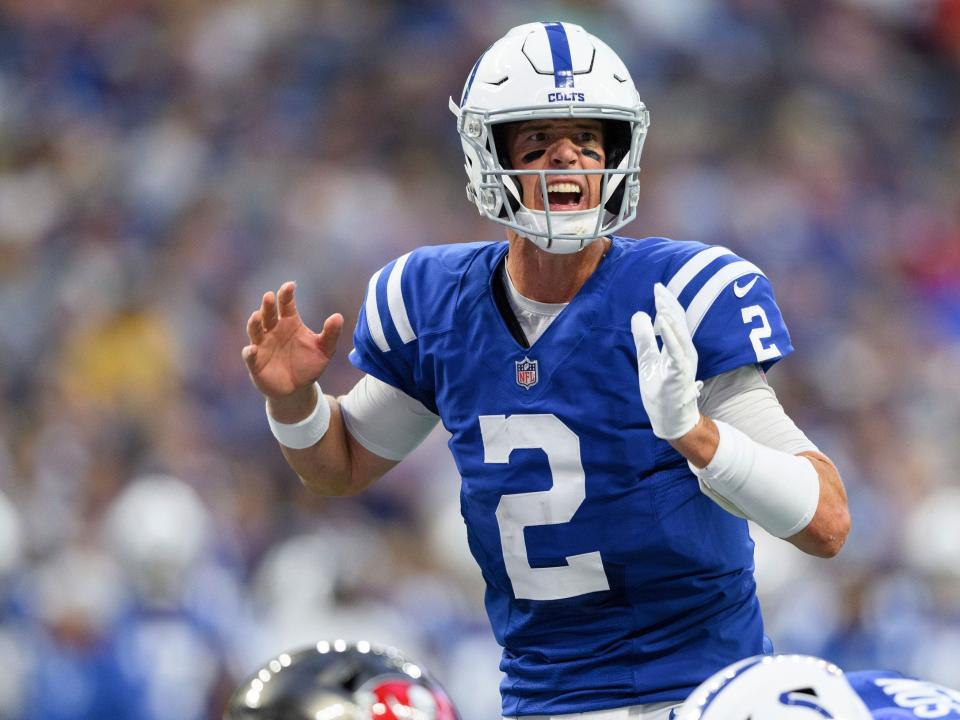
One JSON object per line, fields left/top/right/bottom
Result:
{"left": 455, "top": 103, "right": 648, "bottom": 254}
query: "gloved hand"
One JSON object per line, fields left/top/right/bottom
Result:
{"left": 631, "top": 283, "right": 703, "bottom": 440}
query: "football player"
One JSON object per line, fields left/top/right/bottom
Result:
{"left": 225, "top": 640, "right": 458, "bottom": 720}
{"left": 674, "top": 653, "right": 960, "bottom": 720}
{"left": 243, "top": 21, "right": 851, "bottom": 720}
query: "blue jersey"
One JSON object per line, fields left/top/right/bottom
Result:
{"left": 848, "top": 671, "right": 960, "bottom": 719}
{"left": 349, "top": 236, "right": 793, "bottom": 716}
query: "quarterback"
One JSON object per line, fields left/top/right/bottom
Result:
{"left": 242, "top": 22, "right": 851, "bottom": 720}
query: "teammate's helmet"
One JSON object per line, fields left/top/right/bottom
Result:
{"left": 225, "top": 640, "right": 459, "bottom": 720}
{"left": 674, "top": 655, "right": 873, "bottom": 720}
{"left": 450, "top": 22, "right": 649, "bottom": 254}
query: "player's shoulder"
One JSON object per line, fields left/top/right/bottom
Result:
{"left": 610, "top": 235, "right": 790, "bottom": 374}
{"left": 361, "top": 241, "right": 501, "bottom": 343}
{"left": 613, "top": 234, "right": 708, "bottom": 267}
{"left": 373, "top": 240, "right": 498, "bottom": 283}
{"left": 613, "top": 235, "right": 765, "bottom": 288}
{"left": 847, "top": 670, "right": 960, "bottom": 718}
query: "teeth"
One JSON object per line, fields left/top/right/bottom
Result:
{"left": 546, "top": 182, "right": 581, "bottom": 194}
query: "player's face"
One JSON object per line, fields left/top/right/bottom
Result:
{"left": 504, "top": 119, "right": 606, "bottom": 213}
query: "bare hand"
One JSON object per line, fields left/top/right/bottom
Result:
{"left": 241, "top": 281, "right": 343, "bottom": 400}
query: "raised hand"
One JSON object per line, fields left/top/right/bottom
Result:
{"left": 242, "top": 281, "right": 343, "bottom": 401}
{"left": 630, "top": 282, "right": 703, "bottom": 440}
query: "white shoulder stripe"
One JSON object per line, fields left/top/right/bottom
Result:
{"left": 364, "top": 268, "right": 390, "bottom": 353}
{"left": 686, "top": 260, "right": 766, "bottom": 335}
{"left": 666, "top": 246, "right": 734, "bottom": 298}
{"left": 387, "top": 252, "right": 416, "bottom": 344}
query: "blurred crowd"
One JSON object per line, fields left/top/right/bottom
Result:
{"left": 0, "top": 0, "right": 958, "bottom": 718}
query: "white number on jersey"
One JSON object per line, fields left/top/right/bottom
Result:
{"left": 874, "top": 677, "right": 960, "bottom": 718}
{"left": 479, "top": 414, "right": 610, "bottom": 601}
{"left": 741, "top": 305, "right": 781, "bottom": 362}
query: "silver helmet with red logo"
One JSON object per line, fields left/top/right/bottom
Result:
{"left": 449, "top": 22, "right": 649, "bottom": 254}
{"left": 225, "top": 640, "right": 459, "bottom": 720}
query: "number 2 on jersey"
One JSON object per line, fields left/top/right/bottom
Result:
{"left": 741, "top": 305, "right": 781, "bottom": 362}
{"left": 479, "top": 414, "right": 610, "bottom": 601}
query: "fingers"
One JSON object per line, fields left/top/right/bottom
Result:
{"left": 653, "top": 283, "right": 688, "bottom": 334}
{"left": 657, "top": 313, "right": 686, "bottom": 367}
{"left": 631, "top": 311, "right": 658, "bottom": 377}
{"left": 247, "top": 310, "right": 265, "bottom": 344}
{"left": 248, "top": 282, "right": 297, "bottom": 343}
{"left": 278, "top": 281, "right": 298, "bottom": 319}
{"left": 317, "top": 313, "right": 344, "bottom": 357}
{"left": 653, "top": 282, "right": 696, "bottom": 365}
{"left": 262, "top": 290, "right": 279, "bottom": 331}
{"left": 241, "top": 344, "right": 258, "bottom": 368}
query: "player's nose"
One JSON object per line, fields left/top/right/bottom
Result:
{"left": 548, "top": 137, "right": 581, "bottom": 166}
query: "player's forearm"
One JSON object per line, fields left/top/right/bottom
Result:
{"left": 679, "top": 416, "right": 850, "bottom": 557}
{"left": 669, "top": 414, "right": 720, "bottom": 467}
{"left": 785, "top": 451, "right": 851, "bottom": 558}
{"left": 269, "top": 389, "right": 366, "bottom": 496}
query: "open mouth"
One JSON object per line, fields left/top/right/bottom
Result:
{"left": 544, "top": 182, "right": 584, "bottom": 211}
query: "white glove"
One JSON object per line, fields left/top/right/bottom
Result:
{"left": 631, "top": 282, "right": 703, "bottom": 440}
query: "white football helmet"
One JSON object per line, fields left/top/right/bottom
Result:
{"left": 450, "top": 22, "right": 649, "bottom": 253}
{"left": 104, "top": 474, "right": 211, "bottom": 603}
{"left": 675, "top": 655, "right": 873, "bottom": 720}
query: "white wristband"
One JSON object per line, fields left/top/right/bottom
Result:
{"left": 690, "top": 420, "right": 820, "bottom": 538}
{"left": 266, "top": 382, "right": 330, "bottom": 449}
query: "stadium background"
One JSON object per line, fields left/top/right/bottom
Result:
{"left": 0, "top": 0, "right": 958, "bottom": 718}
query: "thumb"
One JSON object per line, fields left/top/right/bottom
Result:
{"left": 316, "top": 313, "right": 344, "bottom": 357}
{"left": 241, "top": 344, "right": 258, "bottom": 369}
{"left": 631, "top": 311, "right": 657, "bottom": 368}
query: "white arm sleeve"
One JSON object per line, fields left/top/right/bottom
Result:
{"left": 339, "top": 374, "right": 440, "bottom": 461}
{"left": 699, "top": 365, "right": 818, "bottom": 455}
{"left": 694, "top": 365, "right": 821, "bottom": 533}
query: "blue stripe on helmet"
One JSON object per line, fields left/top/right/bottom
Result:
{"left": 461, "top": 53, "right": 484, "bottom": 105}
{"left": 542, "top": 22, "right": 574, "bottom": 88}
{"left": 778, "top": 692, "right": 835, "bottom": 718}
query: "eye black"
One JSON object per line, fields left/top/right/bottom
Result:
{"left": 582, "top": 149, "right": 601, "bottom": 161}
{"left": 521, "top": 150, "right": 546, "bottom": 163}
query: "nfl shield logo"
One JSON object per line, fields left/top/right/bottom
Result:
{"left": 515, "top": 357, "right": 538, "bottom": 389}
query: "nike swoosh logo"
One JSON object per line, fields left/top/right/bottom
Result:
{"left": 733, "top": 275, "right": 759, "bottom": 298}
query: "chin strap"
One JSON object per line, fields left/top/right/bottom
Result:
{"left": 514, "top": 206, "right": 606, "bottom": 253}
